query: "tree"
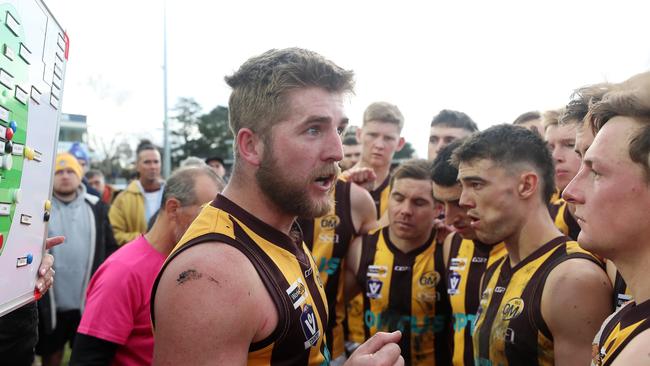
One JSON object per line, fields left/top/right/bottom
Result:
{"left": 89, "top": 135, "right": 135, "bottom": 183}
{"left": 394, "top": 141, "right": 416, "bottom": 161}
{"left": 170, "top": 97, "right": 234, "bottom": 167}
{"left": 171, "top": 97, "right": 202, "bottom": 166}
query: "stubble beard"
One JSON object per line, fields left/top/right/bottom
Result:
{"left": 256, "top": 148, "right": 335, "bottom": 219}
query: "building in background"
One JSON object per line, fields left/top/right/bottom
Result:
{"left": 57, "top": 113, "right": 89, "bottom": 155}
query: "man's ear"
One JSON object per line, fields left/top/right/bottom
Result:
{"left": 518, "top": 171, "right": 539, "bottom": 199}
{"left": 395, "top": 137, "right": 406, "bottom": 152}
{"left": 236, "top": 128, "right": 264, "bottom": 167}
{"left": 164, "top": 197, "right": 181, "bottom": 221}
{"left": 355, "top": 127, "right": 363, "bottom": 144}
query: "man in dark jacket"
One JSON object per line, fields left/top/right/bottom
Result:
{"left": 36, "top": 153, "right": 117, "bottom": 366}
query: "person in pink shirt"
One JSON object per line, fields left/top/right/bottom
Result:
{"left": 69, "top": 166, "right": 224, "bottom": 365}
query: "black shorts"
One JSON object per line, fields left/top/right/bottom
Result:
{"left": 0, "top": 302, "right": 38, "bottom": 366}
{"left": 36, "top": 310, "right": 81, "bottom": 356}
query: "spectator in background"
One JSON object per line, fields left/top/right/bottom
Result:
{"left": 70, "top": 166, "right": 224, "bottom": 366}
{"left": 205, "top": 156, "right": 227, "bottom": 179}
{"left": 36, "top": 153, "right": 117, "bottom": 366}
{"left": 109, "top": 140, "right": 165, "bottom": 245}
{"left": 428, "top": 109, "right": 478, "bottom": 161}
{"left": 85, "top": 169, "right": 118, "bottom": 205}
{"left": 513, "top": 110, "right": 544, "bottom": 136}
{"left": 68, "top": 142, "right": 101, "bottom": 198}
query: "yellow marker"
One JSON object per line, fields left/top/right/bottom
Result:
{"left": 44, "top": 200, "right": 51, "bottom": 211}
{"left": 24, "top": 146, "right": 34, "bottom": 160}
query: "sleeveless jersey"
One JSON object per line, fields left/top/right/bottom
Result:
{"left": 446, "top": 233, "right": 507, "bottom": 366}
{"left": 151, "top": 195, "right": 330, "bottom": 366}
{"left": 548, "top": 199, "right": 581, "bottom": 241}
{"left": 473, "top": 236, "right": 601, "bottom": 366}
{"left": 369, "top": 175, "right": 391, "bottom": 218}
{"left": 356, "top": 226, "right": 444, "bottom": 366}
{"left": 297, "top": 179, "right": 355, "bottom": 359}
{"left": 613, "top": 271, "right": 633, "bottom": 311}
{"left": 345, "top": 175, "right": 391, "bottom": 346}
{"left": 592, "top": 299, "right": 650, "bottom": 366}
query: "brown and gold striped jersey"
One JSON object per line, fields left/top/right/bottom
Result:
{"left": 356, "top": 226, "right": 446, "bottom": 366}
{"left": 548, "top": 199, "right": 581, "bottom": 241}
{"left": 613, "top": 271, "right": 633, "bottom": 311}
{"left": 298, "top": 179, "right": 356, "bottom": 359}
{"left": 446, "top": 233, "right": 507, "bottom": 366}
{"left": 473, "top": 236, "right": 600, "bottom": 366}
{"left": 151, "top": 195, "right": 330, "bottom": 366}
{"left": 592, "top": 299, "right": 650, "bottom": 366}
{"left": 345, "top": 175, "right": 391, "bottom": 346}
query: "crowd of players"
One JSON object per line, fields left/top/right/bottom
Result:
{"left": 3, "top": 47, "right": 649, "bottom": 366}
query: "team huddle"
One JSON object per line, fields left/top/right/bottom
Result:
{"left": 62, "top": 47, "right": 649, "bottom": 366}
{"left": 149, "top": 48, "right": 650, "bottom": 366}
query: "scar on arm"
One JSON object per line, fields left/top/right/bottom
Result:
{"left": 176, "top": 269, "right": 221, "bottom": 286}
{"left": 176, "top": 269, "right": 202, "bottom": 285}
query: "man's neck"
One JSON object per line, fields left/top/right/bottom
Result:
{"left": 140, "top": 178, "right": 161, "bottom": 192}
{"left": 54, "top": 190, "right": 78, "bottom": 203}
{"left": 610, "top": 245, "right": 650, "bottom": 304}
{"left": 388, "top": 227, "right": 432, "bottom": 254}
{"left": 504, "top": 204, "right": 563, "bottom": 267}
{"left": 145, "top": 217, "right": 177, "bottom": 256}
{"left": 220, "top": 173, "right": 297, "bottom": 239}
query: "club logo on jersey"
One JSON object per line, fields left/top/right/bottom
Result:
{"left": 286, "top": 278, "right": 308, "bottom": 309}
{"left": 419, "top": 271, "right": 440, "bottom": 289}
{"left": 502, "top": 297, "right": 525, "bottom": 320}
{"left": 318, "top": 233, "right": 340, "bottom": 244}
{"left": 304, "top": 266, "right": 313, "bottom": 278}
{"left": 450, "top": 257, "right": 467, "bottom": 271}
{"left": 320, "top": 215, "right": 340, "bottom": 229}
{"left": 448, "top": 271, "right": 461, "bottom": 295}
{"left": 300, "top": 305, "right": 320, "bottom": 349}
{"left": 367, "top": 265, "right": 388, "bottom": 278}
{"left": 366, "top": 278, "right": 383, "bottom": 299}
{"left": 471, "top": 256, "right": 488, "bottom": 263}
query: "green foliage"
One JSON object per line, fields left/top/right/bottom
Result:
{"left": 171, "top": 98, "right": 233, "bottom": 167}
{"left": 394, "top": 141, "right": 416, "bottom": 160}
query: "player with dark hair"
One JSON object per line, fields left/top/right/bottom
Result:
{"left": 431, "top": 140, "right": 507, "bottom": 366}
{"left": 428, "top": 109, "right": 478, "bottom": 161}
{"left": 453, "top": 124, "right": 611, "bottom": 365}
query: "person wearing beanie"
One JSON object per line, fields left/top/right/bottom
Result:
{"left": 36, "top": 153, "right": 117, "bottom": 366}
{"left": 68, "top": 142, "right": 101, "bottom": 198}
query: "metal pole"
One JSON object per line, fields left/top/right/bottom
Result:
{"left": 162, "top": 0, "right": 171, "bottom": 178}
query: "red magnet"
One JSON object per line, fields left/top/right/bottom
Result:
{"left": 5, "top": 127, "right": 13, "bottom": 140}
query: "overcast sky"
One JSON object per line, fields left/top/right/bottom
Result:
{"left": 46, "top": 0, "right": 650, "bottom": 158}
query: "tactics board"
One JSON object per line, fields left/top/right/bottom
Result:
{"left": 0, "top": 0, "right": 67, "bottom": 317}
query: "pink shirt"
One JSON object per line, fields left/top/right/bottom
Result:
{"left": 78, "top": 235, "right": 166, "bottom": 366}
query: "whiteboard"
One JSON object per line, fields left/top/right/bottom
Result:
{"left": 0, "top": 0, "right": 66, "bottom": 317}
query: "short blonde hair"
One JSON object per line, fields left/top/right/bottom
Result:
{"left": 541, "top": 108, "right": 565, "bottom": 131}
{"left": 225, "top": 48, "right": 354, "bottom": 158}
{"left": 362, "top": 102, "right": 404, "bottom": 131}
{"left": 588, "top": 71, "right": 650, "bottom": 180}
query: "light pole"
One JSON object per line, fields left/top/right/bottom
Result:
{"left": 162, "top": 0, "right": 171, "bottom": 178}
